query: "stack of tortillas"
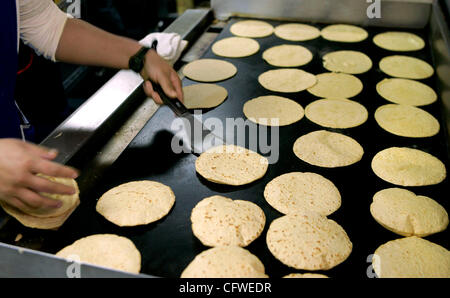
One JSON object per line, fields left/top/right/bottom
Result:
{"left": 293, "top": 130, "right": 364, "bottom": 168}
{"left": 284, "top": 273, "right": 328, "bottom": 278}
{"left": 371, "top": 147, "right": 446, "bottom": 186}
{"left": 195, "top": 145, "right": 268, "bottom": 186}
{"left": 56, "top": 234, "right": 141, "bottom": 274}
{"left": 0, "top": 175, "right": 80, "bottom": 230}
{"left": 264, "top": 172, "right": 341, "bottom": 216}
{"left": 266, "top": 209, "right": 352, "bottom": 270}
{"left": 96, "top": 181, "right": 175, "bottom": 227}
{"left": 370, "top": 188, "right": 448, "bottom": 237}
{"left": 190, "top": 195, "right": 265, "bottom": 247}
{"left": 372, "top": 236, "right": 450, "bottom": 278}
{"left": 181, "top": 246, "right": 268, "bottom": 278}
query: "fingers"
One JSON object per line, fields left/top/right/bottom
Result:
{"left": 6, "top": 197, "right": 28, "bottom": 212}
{"left": 159, "top": 75, "right": 178, "bottom": 99}
{"left": 15, "top": 188, "right": 62, "bottom": 210}
{"left": 26, "top": 174, "right": 76, "bottom": 195}
{"left": 143, "top": 81, "right": 163, "bottom": 104}
{"left": 23, "top": 142, "right": 58, "bottom": 160}
{"left": 30, "top": 159, "right": 78, "bottom": 179}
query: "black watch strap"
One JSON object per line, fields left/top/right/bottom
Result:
{"left": 128, "top": 40, "right": 158, "bottom": 73}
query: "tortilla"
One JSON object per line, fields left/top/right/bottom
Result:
{"left": 56, "top": 234, "right": 141, "bottom": 274}
{"left": 195, "top": 145, "right": 268, "bottom": 186}
{"left": 371, "top": 147, "right": 446, "bottom": 186}
{"left": 321, "top": 24, "right": 368, "bottom": 42}
{"left": 96, "top": 181, "right": 175, "bottom": 227}
{"left": 182, "top": 59, "right": 237, "bottom": 82}
{"left": 264, "top": 172, "right": 341, "bottom": 216}
{"left": 373, "top": 32, "right": 425, "bottom": 51}
{"left": 307, "top": 73, "right": 363, "bottom": 98}
{"left": 182, "top": 84, "right": 228, "bottom": 109}
{"left": 376, "top": 78, "right": 437, "bottom": 106}
{"left": 258, "top": 69, "right": 316, "bottom": 93}
{"left": 305, "top": 98, "right": 368, "bottom": 128}
{"left": 379, "top": 55, "right": 434, "bottom": 79}
{"left": 374, "top": 104, "right": 440, "bottom": 138}
{"left": 191, "top": 195, "right": 265, "bottom": 247}
{"left": 212, "top": 37, "right": 260, "bottom": 58}
{"left": 230, "top": 20, "right": 274, "bottom": 38}
{"left": 322, "top": 50, "right": 372, "bottom": 74}
{"left": 274, "top": 23, "right": 320, "bottom": 41}
{"left": 243, "top": 95, "right": 304, "bottom": 126}
{"left": 263, "top": 44, "right": 313, "bottom": 67}
{"left": 293, "top": 130, "right": 364, "bottom": 168}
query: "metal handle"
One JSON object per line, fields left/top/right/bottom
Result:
{"left": 151, "top": 82, "right": 188, "bottom": 117}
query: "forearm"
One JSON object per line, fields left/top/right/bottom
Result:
{"left": 55, "top": 18, "right": 141, "bottom": 69}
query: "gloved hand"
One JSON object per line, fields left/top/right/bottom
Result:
{"left": 139, "top": 32, "right": 188, "bottom": 66}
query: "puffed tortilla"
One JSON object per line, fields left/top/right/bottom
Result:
{"left": 96, "top": 181, "right": 175, "bottom": 227}
{"left": 371, "top": 147, "right": 446, "bottom": 186}
{"left": 56, "top": 234, "right": 141, "bottom": 274}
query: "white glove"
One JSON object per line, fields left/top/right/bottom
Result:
{"left": 139, "top": 32, "right": 188, "bottom": 66}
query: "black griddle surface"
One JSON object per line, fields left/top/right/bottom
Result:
{"left": 1, "top": 18, "right": 449, "bottom": 278}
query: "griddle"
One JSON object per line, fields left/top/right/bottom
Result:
{"left": 1, "top": 17, "right": 448, "bottom": 278}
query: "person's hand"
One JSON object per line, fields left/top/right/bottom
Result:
{"left": 0, "top": 139, "right": 79, "bottom": 212}
{"left": 140, "top": 50, "right": 184, "bottom": 105}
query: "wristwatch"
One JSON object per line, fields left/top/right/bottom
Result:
{"left": 128, "top": 40, "right": 158, "bottom": 73}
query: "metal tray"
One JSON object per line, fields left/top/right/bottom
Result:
{"left": 1, "top": 17, "right": 448, "bottom": 278}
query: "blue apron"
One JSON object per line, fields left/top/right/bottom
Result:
{"left": 0, "top": 0, "right": 21, "bottom": 139}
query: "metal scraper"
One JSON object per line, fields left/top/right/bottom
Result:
{"left": 151, "top": 82, "right": 225, "bottom": 155}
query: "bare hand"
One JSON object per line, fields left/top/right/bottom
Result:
{"left": 140, "top": 50, "right": 183, "bottom": 105}
{"left": 0, "top": 139, "right": 79, "bottom": 212}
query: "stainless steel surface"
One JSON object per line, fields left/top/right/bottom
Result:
{"left": 430, "top": 0, "right": 450, "bottom": 156}
{"left": 212, "top": 0, "right": 432, "bottom": 28}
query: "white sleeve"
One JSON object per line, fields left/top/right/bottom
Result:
{"left": 18, "top": 0, "right": 72, "bottom": 62}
